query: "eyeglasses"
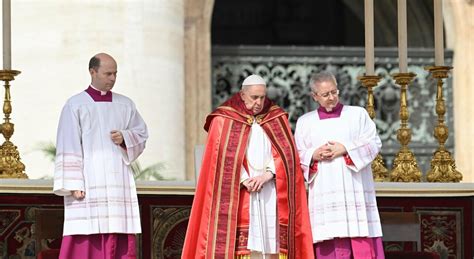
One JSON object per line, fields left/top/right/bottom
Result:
{"left": 314, "top": 89, "right": 339, "bottom": 98}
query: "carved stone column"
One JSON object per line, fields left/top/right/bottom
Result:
{"left": 184, "top": 0, "right": 214, "bottom": 180}
{"left": 444, "top": 0, "right": 474, "bottom": 182}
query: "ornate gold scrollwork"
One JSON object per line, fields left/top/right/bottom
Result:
{"left": 389, "top": 73, "right": 422, "bottom": 182}
{"left": 425, "top": 66, "right": 462, "bottom": 182}
{"left": 358, "top": 75, "right": 388, "bottom": 182}
{"left": 0, "top": 70, "right": 27, "bottom": 179}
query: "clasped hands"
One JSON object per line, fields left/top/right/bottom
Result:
{"left": 312, "top": 141, "right": 347, "bottom": 162}
{"left": 242, "top": 171, "right": 274, "bottom": 193}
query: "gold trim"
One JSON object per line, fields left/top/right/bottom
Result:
{"left": 213, "top": 113, "right": 249, "bottom": 126}
{"left": 209, "top": 119, "right": 233, "bottom": 256}
{"left": 217, "top": 105, "right": 282, "bottom": 126}
{"left": 226, "top": 123, "right": 246, "bottom": 256}
{"left": 217, "top": 106, "right": 254, "bottom": 125}
{"left": 259, "top": 111, "right": 286, "bottom": 126}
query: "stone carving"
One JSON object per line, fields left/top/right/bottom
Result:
{"left": 0, "top": 209, "right": 21, "bottom": 235}
{"left": 152, "top": 207, "right": 191, "bottom": 259}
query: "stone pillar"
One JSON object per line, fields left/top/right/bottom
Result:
{"left": 184, "top": 0, "right": 214, "bottom": 180}
{"left": 445, "top": 0, "right": 474, "bottom": 182}
{"left": 142, "top": 0, "right": 186, "bottom": 179}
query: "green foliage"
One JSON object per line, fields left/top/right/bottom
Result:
{"left": 131, "top": 161, "right": 170, "bottom": 181}
{"left": 36, "top": 142, "right": 56, "bottom": 162}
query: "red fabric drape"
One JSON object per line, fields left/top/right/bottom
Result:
{"left": 182, "top": 94, "right": 314, "bottom": 259}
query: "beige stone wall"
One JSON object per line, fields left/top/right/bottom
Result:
{"left": 184, "top": 0, "right": 214, "bottom": 180}
{"left": 9, "top": 0, "right": 186, "bottom": 179}
{"left": 445, "top": 0, "right": 474, "bottom": 182}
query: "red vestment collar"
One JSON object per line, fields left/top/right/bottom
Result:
{"left": 204, "top": 93, "right": 282, "bottom": 131}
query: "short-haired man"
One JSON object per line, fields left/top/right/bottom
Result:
{"left": 54, "top": 53, "right": 148, "bottom": 259}
{"left": 295, "top": 71, "right": 385, "bottom": 259}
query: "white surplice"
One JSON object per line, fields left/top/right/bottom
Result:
{"left": 294, "top": 105, "right": 383, "bottom": 243}
{"left": 53, "top": 91, "right": 148, "bottom": 236}
{"left": 240, "top": 121, "right": 278, "bottom": 254}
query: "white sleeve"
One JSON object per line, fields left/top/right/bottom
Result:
{"left": 120, "top": 105, "right": 149, "bottom": 164}
{"left": 240, "top": 166, "right": 250, "bottom": 183}
{"left": 266, "top": 159, "right": 276, "bottom": 175}
{"left": 294, "top": 118, "right": 317, "bottom": 182}
{"left": 53, "top": 103, "right": 84, "bottom": 196}
{"left": 342, "top": 109, "right": 381, "bottom": 172}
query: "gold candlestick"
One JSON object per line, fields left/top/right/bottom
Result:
{"left": 358, "top": 75, "right": 388, "bottom": 181}
{"left": 389, "top": 72, "right": 421, "bottom": 182}
{"left": 425, "top": 66, "right": 462, "bottom": 182}
{"left": 0, "top": 70, "right": 27, "bottom": 179}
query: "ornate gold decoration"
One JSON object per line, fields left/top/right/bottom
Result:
{"left": 246, "top": 116, "right": 253, "bottom": 125}
{"left": 425, "top": 66, "right": 462, "bottom": 182}
{"left": 389, "top": 73, "right": 422, "bottom": 182}
{"left": 0, "top": 70, "right": 27, "bottom": 179}
{"left": 358, "top": 75, "right": 388, "bottom": 182}
{"left": 246, "top": 114, "right": 264, "bottom": 125}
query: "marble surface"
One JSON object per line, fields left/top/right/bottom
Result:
{"left": 1, "top": 179, "right": 473, "bottom": 197}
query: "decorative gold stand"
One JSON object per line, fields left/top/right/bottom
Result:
{"left": 425, "top": 66, "right": 462, "bottom": 182}
{"left": 358, "top": 75, "right": 388, "bottom": 182}
{"left": 0, "top": 70, "right": 27, "bottom": 179}
{"left": 389, "top": 72, "right": 422, "bottom": 182}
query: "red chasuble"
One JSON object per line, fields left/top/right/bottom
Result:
{"left": 182, "top": 94, "right": 314, "bottom": 259}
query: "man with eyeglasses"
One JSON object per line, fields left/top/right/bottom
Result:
{"left": 294, "top": 71, "right": 385, "bottom": 259}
